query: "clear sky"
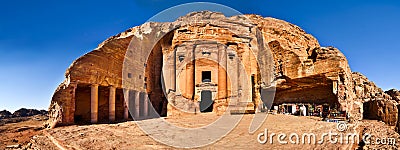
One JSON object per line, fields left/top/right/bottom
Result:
{"left": 0, "top": 0, "right": 399, "bottom": 112}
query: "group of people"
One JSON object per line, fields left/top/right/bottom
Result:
{"left": 277, "top": 104, "right": 325, "bottom": 117}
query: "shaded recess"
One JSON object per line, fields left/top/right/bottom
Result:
{"left": 115, "top": 88, "right": 126, "bottom": 121}
{"left": 144, "top": 30, "right": 175, "bottom": 117}
{"left": 74, "top": 84, "right": 91, "bottom": 124}
{"left": 274, "top": 75, "right": 339, "bottom": 106}
{"left": 74, "top": 84, "right": 129, "bottom": 124}
{"left": 363, "top": 101, "right": 378, "bottom": 120}
{"left": 98, "top": 86, "right": 110, "bottom": 122}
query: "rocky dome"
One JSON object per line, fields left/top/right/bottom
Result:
{"left": 0, "top": 110, "right": 12, "bottom": 119}
{"left": 386, "top": 89, "right": 400, "bottom": 102}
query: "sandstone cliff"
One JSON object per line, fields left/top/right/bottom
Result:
{"left": 48, "top": 11, "right": 399, "bottom": 134}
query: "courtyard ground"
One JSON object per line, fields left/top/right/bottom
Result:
{"left": 26, "top": 113, "right": 399, "bottom": 150}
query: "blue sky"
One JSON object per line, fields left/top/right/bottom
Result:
{"left": 0, "top": 0, "right": 399, "bottom": 112}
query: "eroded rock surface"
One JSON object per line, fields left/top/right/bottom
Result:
{"left": 363, "top": 100, "right": 398, "bottom": 126}
{"left": 351, "top": 72, "right": 399, "bottom": 127}
{"left": 386, "top": 89, "right": 400, "bottom": 102}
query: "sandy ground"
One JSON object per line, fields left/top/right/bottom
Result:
{"left": 27, "top": 113, "right": 400, "bottom": 149}
{"left": 0, "top": 115, "right": 47, "bottom": 149}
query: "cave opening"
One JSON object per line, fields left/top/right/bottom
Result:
{"left": 363, "top": 101, "right": 378, "bottom": 120}
{"left": 272, "top": 75, "right": 341, "bottom": 116}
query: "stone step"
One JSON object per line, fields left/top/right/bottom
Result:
{"left": 229, "top": 102, "right": 256, "bottom": 114}
{"left": 230, "top": 109, "right": 255, "bottom": 114}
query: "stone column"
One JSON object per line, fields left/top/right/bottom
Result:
{"left": 143, "top": 93, "right": 149, "bottom": 117}
{"left": 135, "top": 91, "right": 140, "bottom": 119}
{"left": 124, "top": 89, "right": 129, "bottom": 120}
{"left": 186, "top": 65, "right": 194, "bottom": 99}
{"left": 218, "top": 46, "right": 227, "bottom": 100}
{"left": 169, "top": 49, "right": 176, "bottom": 111}
{"left": 333, "top": 80, "right": 338, "bottom": 95}
{"left": 109, "top": 86, "right": 116, "bottom": 122}
{"left": 227, "top": 46, "right": 239, "bottom": 105}
{"left": 186, "top": 47, "right": 195, "bottom": 99}
{"left": 173, "top": 50, "right": 177, "bottom": 92}
{"left": 90, "top": 84, "right": 99, "bottom": 123}
{"left": 243, "top": 50, "right": 252, "bottom": 103}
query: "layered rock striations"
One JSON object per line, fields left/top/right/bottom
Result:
{"left": 48, "top": 11, "right": 399, "bottom": 133}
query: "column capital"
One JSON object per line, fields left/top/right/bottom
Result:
{"left": 91, "top": 84, "right": 99, "bottom": 87}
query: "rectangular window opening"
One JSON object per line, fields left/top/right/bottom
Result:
{"left": 202, "top": 71, "right": 211, "bottom": 82}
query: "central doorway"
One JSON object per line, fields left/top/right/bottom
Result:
{"left": 200, "top": 90, "right": 213, "bottom": 112}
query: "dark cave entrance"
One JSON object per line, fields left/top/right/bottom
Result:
{"left": 363, "top": 101, "right": 378, "bottom": 120}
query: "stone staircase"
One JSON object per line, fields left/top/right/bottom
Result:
{"left": 229, "top": 102, "right": 256, "bottom": 114}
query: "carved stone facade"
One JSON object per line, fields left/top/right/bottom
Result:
{"left": 122, "top": 12, "right": 274, "bottom": 119}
